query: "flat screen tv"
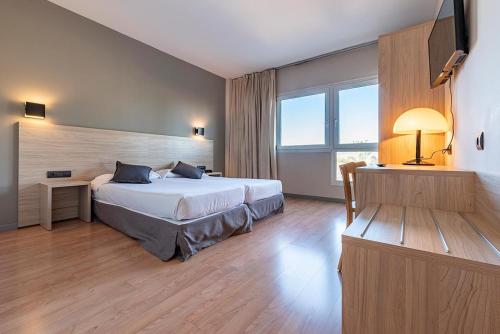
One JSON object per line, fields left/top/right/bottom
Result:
{"left": 428, "top": 0, "right": 468, "bottom": 88}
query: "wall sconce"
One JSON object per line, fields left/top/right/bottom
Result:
{"left": 194, "top": 127, "right": 205, "bottom": 136}
{"left": 25, "top": 102, "right": 45, "bottom": 119}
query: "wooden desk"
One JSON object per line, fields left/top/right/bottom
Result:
{"left": 342, "top": 165, "right": 500, "bottom": 334}
{"left": 40, "top": 181, "right": 91, "bottom": 231}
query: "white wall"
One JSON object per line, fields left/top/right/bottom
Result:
{"left": 448, "top": 0, "right": 500, "bottom": 173}
{"left": 276, "top": 44, "right": 378, "bottom": 199}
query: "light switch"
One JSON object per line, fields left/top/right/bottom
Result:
{"left": 476, "top": 132, "right": 484, "bottom": 150}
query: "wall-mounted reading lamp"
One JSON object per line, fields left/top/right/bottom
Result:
{"left": 25, "top": 102, "right": 46, "bottom": 119}
{"left": 194, "top": 127, "right": 205, "bottom": 136}
{"left": 393, "top": 108, "right": 448, "bottom": 166}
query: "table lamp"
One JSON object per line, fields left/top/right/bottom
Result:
{"left": 393, "top": 108, "right": 448, "bottom": 166}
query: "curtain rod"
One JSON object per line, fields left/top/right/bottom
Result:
{"left": 275, "top": 40, "right": 378, "bottom": 70}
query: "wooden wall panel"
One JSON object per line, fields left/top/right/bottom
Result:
{"left": 379, "top": 22, "right": 447, "bottom": 165}
{"left": 18, "top": 122, "right": 214, "bottom": 227}
{"left": 475, "top": 172, "right": 500, "bottom": 224}
{"left": 355, "top": 167, "right": 476, "bottom": 213}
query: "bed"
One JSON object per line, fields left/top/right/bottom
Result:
{"left": 92, "top": 176, "right": 246, "bottom": 220}
{"left": 91, "top": 174, "right": 283, "bottom": 261}
{"left": 200, "top": 176, "right": 284, "bottom": 219}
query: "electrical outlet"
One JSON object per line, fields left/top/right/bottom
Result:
{"left": 47, "top": 171, "right": 72, "bottom": 178}
{"left": 476, "top": 132, "right": 485, "bottom": 150}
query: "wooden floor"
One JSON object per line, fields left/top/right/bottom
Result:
{"left": 0, "top": 198, "right": 346, "bottom": 334}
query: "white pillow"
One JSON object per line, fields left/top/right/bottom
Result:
{"left": 157, "top": 169, "right": 184, "bottom": 179}
{"left": 149, "top": 170, "right": 161, "bottom": 180}
{"left": 91, "top": 174, "right": 113, "bottom": 192}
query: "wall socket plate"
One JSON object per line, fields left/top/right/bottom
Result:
{"left": 47, "top": 171, "right": 72, "bottom": 178}
{"left": 476, "top": 132, "right": 485, "bottom": 151}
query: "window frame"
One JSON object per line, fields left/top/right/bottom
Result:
{"left": 277, "top": 87, "right": 331, "bottom": 152}
{"left": 332, "top": 77, "right": 379, "bottom": 151}
{"left": 331, "top": 76, "right": 379, "bottom": 185}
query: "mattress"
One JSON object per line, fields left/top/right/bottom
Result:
{"left": 92, "top": 178, "right": 245, "bottom": 220}
{"left": 201, "top": 177, "right": 282, "bottom": 203}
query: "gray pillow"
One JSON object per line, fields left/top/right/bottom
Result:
{"left": 111, "top": 161, "right": 152, "bottom": 184}
{"left": 171, "top": 161, "right": 203, "bottom": 179}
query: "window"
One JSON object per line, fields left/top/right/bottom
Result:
{"left": 276, "top": 77, "right": 379, "bottom": 182}
{"left": 277, "top": 90, "right": 329, "bottom": 150}
{"left": 336, "top": 84, "right": 379, "bottom": 146}
{"left": 333, "top": 78, "right": 379, "bottom": 182}
{"left": 334, "top": 151, "right": 379, "bottom": 181}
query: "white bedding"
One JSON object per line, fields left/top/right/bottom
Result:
{"left": 201, "top": 177, "right": 282, "bottom": 203}
{"left": 92, "top": 177, "right": 245, "bottom": 220}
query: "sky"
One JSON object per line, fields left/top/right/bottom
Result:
{"left": 280, "top": 84, "right": 378, "bottom": 146}
{"left": 281, "top": 93, "right": 325, "bottom": 146}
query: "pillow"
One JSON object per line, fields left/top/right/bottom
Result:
{"left": 171, "top": 161, "right": 203, "bottom": 179}
{"left": 157, "top": 168, "right": 183, "bottom": 179}
{"left": 149, "top": 170, "right": 161, "bottom": 180}
{"left": 91, "top": 174, "right": 114, "bottom": 192}
{"left": 111, "top": 161, "right": 152, "bottom": 184}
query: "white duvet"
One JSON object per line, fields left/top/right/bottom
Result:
{"left": 201, "top": 177, "right": 282, "bottom": 203}
{"left": 92, "top": 175, "right": 245, "bottom": 220}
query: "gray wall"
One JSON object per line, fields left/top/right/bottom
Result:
{"left": 276, "top": 44, "right": 378, "bottom": 199}
{"left": 0, "top": 0, "right": 226, "bottom": 230}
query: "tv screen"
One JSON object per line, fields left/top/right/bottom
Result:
{"left": 428, "top": 0, "right": 467, "bottom": 88}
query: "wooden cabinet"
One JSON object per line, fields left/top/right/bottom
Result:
{"left": 342, "top": 166, "right": 500, "bottom": 334}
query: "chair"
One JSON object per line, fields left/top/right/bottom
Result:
{"left": 337, "top": 161, "right": 367, "bottom": 272}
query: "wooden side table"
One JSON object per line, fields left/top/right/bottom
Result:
{"left": 206, "top": 172, "right": 223, "bottom": 177}
{"left": 40, "top": 181, "right": 91, "bottom": 230}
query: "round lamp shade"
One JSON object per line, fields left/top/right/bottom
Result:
{"left": 393, "top": 108, "right": 448, "bottom": 134}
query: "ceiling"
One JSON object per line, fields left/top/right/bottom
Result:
{"left": 48, "top": 0, "right": 439, "bottom": 78}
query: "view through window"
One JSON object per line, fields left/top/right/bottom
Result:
{"left": 279, "top": 92, "right": 327, "bottom": 147}
{"left": 277, "top": 79, "right": 379, "bottom": 182}
{"left": 334, "top": 82, "right": 379, "bottom": 181}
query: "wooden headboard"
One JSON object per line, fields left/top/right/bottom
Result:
{"left": 18, "top": 122, "right": 213, "bottom": 227}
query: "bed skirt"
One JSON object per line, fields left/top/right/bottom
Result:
{"left": 247, "top": 193, "right": 285, "bottom": 220}
{"left": 93, "top": 201, "right": 252, "bottom": 261}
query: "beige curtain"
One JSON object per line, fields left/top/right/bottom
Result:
{"left": 226, "top": 69, "right": 277, "bottom": 179}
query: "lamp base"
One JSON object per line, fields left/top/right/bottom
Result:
{"left": 403, "top": 160, "right": 435, "bottom": 166}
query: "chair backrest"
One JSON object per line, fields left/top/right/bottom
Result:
{"left": 339, "top": 161, "right": 367, "bottom": 215}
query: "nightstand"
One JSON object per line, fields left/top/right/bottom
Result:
{"left": 40, "top": 180, "right": 91, "bottom": 231}
{"left": 206, "top": 172, "right": 223, "bottom": 177}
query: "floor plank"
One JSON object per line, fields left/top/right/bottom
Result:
{"left": 0, "top": 198, "right": 346, "bottom": 334}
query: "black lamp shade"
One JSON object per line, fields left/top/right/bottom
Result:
{"left": 25, "top": 102, "right": 45, "bottom": 119}
{"left": 194, "top": 127, "right": 205, "bottom": 136}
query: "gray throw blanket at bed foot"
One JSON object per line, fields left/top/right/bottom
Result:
{"left": 93, "top": 201, "right": 252, "bottom": 261}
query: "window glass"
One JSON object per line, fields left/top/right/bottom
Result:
{"left": 338, "top": 84, "right": 379, "bottom": 145}
{"left": 335, "top": 151, "right": 379, "bottom": 181}
{"left": 280, "top": 93, "right": 326, "bottom": 147}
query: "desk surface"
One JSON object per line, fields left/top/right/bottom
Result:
{"left": 357, "top": 164, "right": 475, "bottom": 176}
{"left": 343, "top": 203, "right": 500, "bottom": 267}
